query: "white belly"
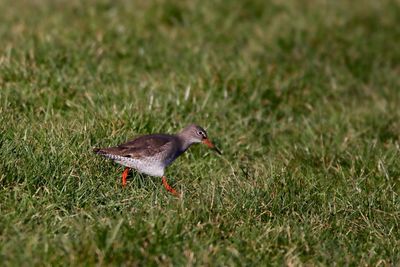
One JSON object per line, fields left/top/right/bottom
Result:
{"left": 104, "top": 154, "right": 165, "bottom": 177}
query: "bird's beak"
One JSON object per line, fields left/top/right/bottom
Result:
{"left": 202, "top": 138, "right": 222, "bottom": 155}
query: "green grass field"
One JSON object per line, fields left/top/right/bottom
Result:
{"left": 1, "top": 0, "right": 399, "bottom": 265}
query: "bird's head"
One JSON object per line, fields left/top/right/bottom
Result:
{"left": 179, "top": 124, "right": 222, "bottom": 154}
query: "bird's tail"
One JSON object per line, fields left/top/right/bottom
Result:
{"left": 93, "top": 147, "right": 103, "bottom": 154}
{"left": 93, "top": 147, "right": 120, "bottom": 161}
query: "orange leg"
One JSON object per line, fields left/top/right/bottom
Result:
{"left": 122, "top": 167, "right": 130, "bottom": 187}
{"left": 162, "top": 176, "right": 180, "bottom": 197}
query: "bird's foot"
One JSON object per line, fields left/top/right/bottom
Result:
{"left": 122, "top": 167, "right": 130, "bottom": 187}
{"left": 162, "top": 176, "right": 180, "bottom": 197}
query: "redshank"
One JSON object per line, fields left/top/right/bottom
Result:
{"left": 93, "top": 124, "right": 221, "bottom": 196}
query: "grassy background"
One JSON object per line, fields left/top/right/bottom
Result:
{"left": 1, "top": 0, "right": 399, "bottom": 265}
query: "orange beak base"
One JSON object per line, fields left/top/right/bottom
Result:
{"left": 202, "top": 138, "right": 222, "bottom": 155}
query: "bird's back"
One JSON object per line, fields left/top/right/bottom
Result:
{"left": 94, "top": 134, "right": 184, "bottom": 176}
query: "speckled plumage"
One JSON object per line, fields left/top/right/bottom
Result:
{"left": 93, "top": 124, "right": 218, "bottom": 178}
{"left": 94, "top": 134, "right": 185, "bottom": 177}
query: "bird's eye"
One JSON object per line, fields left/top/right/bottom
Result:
{"left": 198, "top": 131, "right": 206, "bottom": 138}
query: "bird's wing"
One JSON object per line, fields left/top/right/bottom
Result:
{"left": 96, "top": 134, "right": 175, "bottom": 159}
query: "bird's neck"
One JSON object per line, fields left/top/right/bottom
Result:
{"left": 176, "top": 133, "right": 195, "bottom": 152}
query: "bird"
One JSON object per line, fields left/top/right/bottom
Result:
{"left": 93, "top": 124, "right": 221, "bottom": 197}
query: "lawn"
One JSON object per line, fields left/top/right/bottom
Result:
{"left": 0, "top": 0, "right": 399, "bottom": 265}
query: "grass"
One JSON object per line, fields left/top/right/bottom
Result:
{"left": 0, "top": 0, "right": 399, "bottom": 265}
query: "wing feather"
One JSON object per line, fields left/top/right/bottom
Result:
{"left": 95, "top": 134, "right": 176, "bottom": 159}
